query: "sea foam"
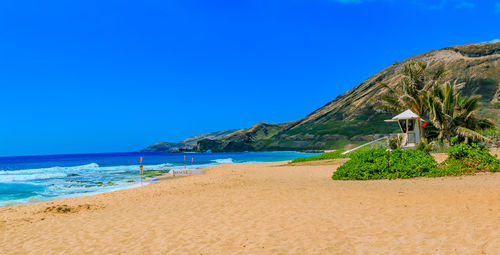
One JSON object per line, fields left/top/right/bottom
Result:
{"left": 0, "top": 163, "right": 100, "bottom": 182}
{"left": 212, "top": 158, "right": 234, "bottom": 164}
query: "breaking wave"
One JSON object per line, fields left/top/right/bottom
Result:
{"left": 0, "top": 163, "right": 100, "bottom": 182}
{"left": 212, "top": 158, "right": 234, "bottom": 164}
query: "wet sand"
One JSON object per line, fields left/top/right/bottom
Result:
{"left": 1, "top": 159, "right": 500, "bottom": 254}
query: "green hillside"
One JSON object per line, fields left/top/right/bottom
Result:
{"left": 145, "top": 42, "right": 500, "bottom": 152}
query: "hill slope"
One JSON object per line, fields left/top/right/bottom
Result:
{"left": 141, "top": 129, "right": 240, "bottom": 152}
{"left": 146, "top": 42, "right": 500, "bottom": 152}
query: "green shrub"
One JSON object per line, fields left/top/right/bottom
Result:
{"left": 493, "top": 102, "right": 500, "bottom": 109}
{"left": 332, "top": 148, "right": 438, "bottom": 180}
{"left": 442, "top": 143, "right": 500, "bottom": 172}
{"left": 432, "top": 159, "right": 468, "bottom": 176}
{"left": 416, "top": 138, "right": 433, "bottom": 153}
{"left": 388, "top": 136, "right": 402, "bottom": 150}
{"left": 480, "top": 128, "right": 500, "bottom": 137}
{"left": 477, "top": 108, "right": 495, "bottom": 119}
{"left": 290, "top": 150, "right": 346, "bottom": 163}
{"left": 331, "top": 143, "right": 500, "bottom": 181}
{"left": 427, "top": 160, "right": 467, "bottom": 176}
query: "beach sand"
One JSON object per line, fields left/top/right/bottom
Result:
{"left": 1, "top": 160, "right": 500, "bottom": 254}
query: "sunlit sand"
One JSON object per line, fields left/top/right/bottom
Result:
{"left": 1, "top": 159, "right": 499, "bottom": 254}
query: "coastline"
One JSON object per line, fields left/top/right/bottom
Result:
{"left": 1, "top": 160, "right": 500, "bottom": 254}
{"left": 0, "top": 151, "right": 316, "bottom": 207}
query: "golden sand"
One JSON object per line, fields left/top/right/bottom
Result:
{"left": 1, "top": 159, "right": 500, "bottom": 254}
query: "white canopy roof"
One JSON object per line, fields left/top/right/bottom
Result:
{"left": 384, "top": 109, "right": 424, "bottom": 122}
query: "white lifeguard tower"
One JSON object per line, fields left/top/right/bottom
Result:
{"left": 384, "top": 109, "right": 424, "bottom": 148}
{"left": 341, "top": 109, "right": 426, "bottom": 155}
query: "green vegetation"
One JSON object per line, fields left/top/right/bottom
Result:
{"left": 441, "top": 143, "right": 500, "bottom": 173}
{"left": 477, "top": 107, "right": 495, "bottom": 119}
{"left": 415, "top": 138, "right": 433, "bottom": 153}
{"left": 426, "top": 81, "right": 494, "bottom": 144}
{"left": 286, "top": 112, "right": 396, "bottom": 138}
{"left": 332, "top": 148, "right": 438, "bottom": 180}
{"left": 377, "top": 61, "right": 446, "bottom": 117}
{"left": 144, "top": 44, "right": 500, "bottom": 154}
{"left": 377, "top": 61, "right": 494, "bottom": 145}
{"left": 327, "top": 61, "right": 499, "bottom": 181}
{"left": 388, "top": 136, "right": 403, "bottom": 150}
{"left": 331, "top": 144, "right": 500, "bottom": 180}
{"left": 462, "top": 77, "right": 497, "bottom": 103}
{"left": 480, "top": 128, "right": 500, "bottom": 137}
{"left": 328, "top": 139, "right": 363, "bottom": 150}
{"left": 290, "top": 150, "right": 346, "bottom": 163}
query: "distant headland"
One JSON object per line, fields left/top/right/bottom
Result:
{"left": 144, "top": 42, "right": 500, "bottom": 153}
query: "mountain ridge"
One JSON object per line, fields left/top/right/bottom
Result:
{"left": 141, "top": 129, "right": 240, "bottom": 152}
{"left": 144, "top": 42, "right": 500, "bottom": 152}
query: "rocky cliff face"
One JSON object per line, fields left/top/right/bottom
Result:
{"left": 144, "top": 42, "right": 500, "bottom": 152}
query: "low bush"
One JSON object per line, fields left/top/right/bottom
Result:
{"left": 388, "top": 136, "right": 403, "bottom": 150}
{"left": 332, "top": 148, "right": 438, "bottom": 180}
{"left": 332, "top": 143, "right": 500, "bottom": 180}
{"left": 426, "top": 161, "right": 466, "bottom": 177}
{"left": 440, "top": 143, "right": 500, "bottom": 173}
{"left": 494, "top": 102, "right": 500, "bottom": 109}
{"left": 416, "top": 138, "right": 433, "bottom": 153}
{"left": 290, "top": 150, "right": 346, "bottom": 163}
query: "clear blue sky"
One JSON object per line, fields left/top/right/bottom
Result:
{"left": 1, "top": 0, "right": 499, "bottom": 156}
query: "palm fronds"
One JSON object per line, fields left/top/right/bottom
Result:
{"left": 376, "top": 61, "right": 495, "bottom": 145}
{"left": 426, "top": 81, "right": 494, "bottom": 144}
{"left": 375, "top": 61, "right": 446, "bottom": 117}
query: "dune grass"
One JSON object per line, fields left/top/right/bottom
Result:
{"left": 290, "top": 150, "right": 346, "bottom": 164}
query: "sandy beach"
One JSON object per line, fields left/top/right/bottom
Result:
{"left": 1, "top": 159, "right": 500, "bottom": 254}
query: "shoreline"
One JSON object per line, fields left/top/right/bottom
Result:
{"left": 0, "top": 162, "right": 254, "bottom": 209}
{"left": 0, "top": 151, "right": 317, "bottom": 207}
{"left": 1, "top": 160, "right": 500, "bottom": 254}
{"left": 1, "top": 148, "right": 490, "bottom": 208}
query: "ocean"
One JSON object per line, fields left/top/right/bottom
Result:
{"left": 0, "top": 151, "right": 318, "bottom": 207}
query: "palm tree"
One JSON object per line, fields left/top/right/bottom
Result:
{"left": 376, "top": 61, "right": 447, "bottom": 117}
{"left": 426, "top": 81, "right": 494, "bottom": 145}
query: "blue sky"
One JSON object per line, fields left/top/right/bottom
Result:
{"left": 0, "top": 0, "right": 499, "bottom": 156}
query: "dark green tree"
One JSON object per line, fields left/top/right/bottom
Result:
{"left": 426, "top": 81, "right": 494, "bottom": 145}
{"left": 376, "top": 61, "right": 447, "bottom": 117}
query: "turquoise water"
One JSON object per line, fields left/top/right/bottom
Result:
{"left": 0, "top": 151, "right": 318, "bottom": 206}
